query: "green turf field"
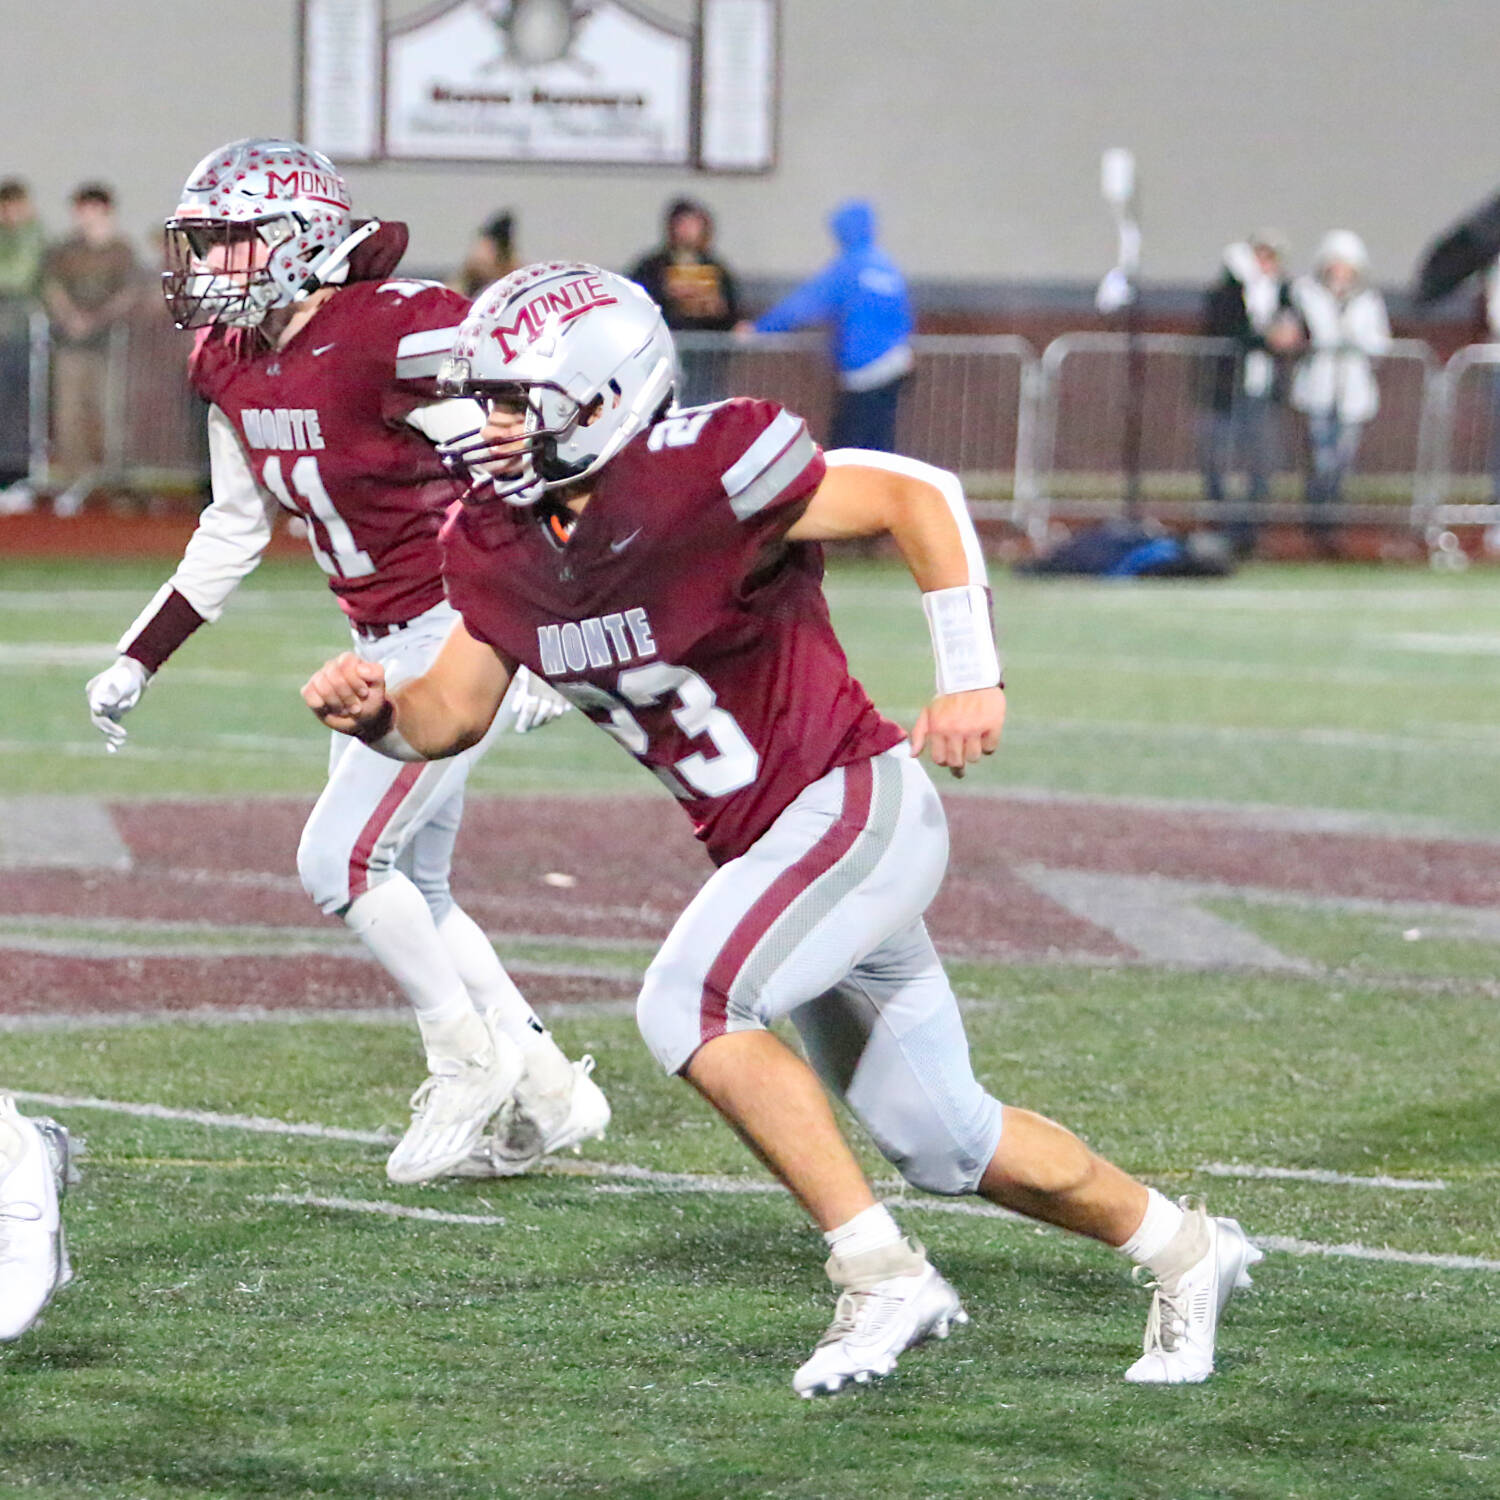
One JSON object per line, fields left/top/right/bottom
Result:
{"left": 4, "top": 555, "right": 1500, "bottom": 825}
{"left": 2, "top": 557, "right": 1499, "bottom": 1499}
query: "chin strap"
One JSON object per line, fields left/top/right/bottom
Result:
{"left": 296, "top": 219, "right": 383, "bottom": 299}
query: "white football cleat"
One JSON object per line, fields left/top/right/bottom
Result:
{"left": 1124, "top": 1199, "right": 1263, "bottom": 1385}
{"left": 456, "top": 1054, "right": 610, "bottom": 1177}
{"left": 385, "top": 1039, "right": 524, "bottom": 1186}
{"left": 793, "top": 1237, "right": 967, "bottom": 1398}
{"left": 0, "top": 1097, "right": 71, "bottom": 1341}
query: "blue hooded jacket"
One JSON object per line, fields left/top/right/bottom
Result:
{"left": 753, "top": 200, "right": 912, "bottom": 385}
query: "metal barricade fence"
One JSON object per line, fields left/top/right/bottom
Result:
{"left": 107, "top": 309, "right": 209, "bottom": 492}
{"left": 27, "top": 309, "right": 49, "bottom": 487}
{"left": 1416, "top": 343, "right": 1500, "bottom": 542}
{"left": 1031, "top": 331, "right": 1438, "bottom": 537}
{"left": 17, "top": 300, "right": 207, "bottom": 506}
{"left": 0, "top": 300, "right": 36, "bottom": 485}
{"left": 673, "top": 331, "right": 1039, "bottom": 524}
{"left": 18, "top": 313, "right": 1487, "bottom": 554}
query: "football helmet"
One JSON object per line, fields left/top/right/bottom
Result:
{"left": 162, "top": 137, "right": 374, "bottom": 329}
{"left": 437, "top": 261, "right": 678, "bottom": 506}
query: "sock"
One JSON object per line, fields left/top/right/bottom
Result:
{"left": 435, "top": 905, "right": 545, "bottom": 1046}
{"left": 1118, "top": 1188, "right": 1188, "bottom": 1270}
{"left": 417, "top": 1008, "right": 496, "bottom": 1071}
{"left": 343, "top": 876, "right": 476, "bottom": 1046}
{"left": 515, "top": 1030, "right": 575, "bottom": 1103}
{"left": 824, "top": 1203, "right": 904, "bottom": 1261}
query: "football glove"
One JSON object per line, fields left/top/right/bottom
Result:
{"left": 85, "top": 656, "right": 151, "bottom": 752}
{"left": 507, "top": 666, "right": 571, "bottom": 734}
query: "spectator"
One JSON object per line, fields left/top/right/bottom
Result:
{"left": 744, "top": 199, "right": 913, "bottom": 453}
{"left": 628, "top": 197, "right": 740, "bottom": 408}
{"left": 1198, "top": 230, "right": 1304, "bottom": 557}
{"left": 0, "top": 179, "right": 45, "bottom": 512}
{"left": 627, "top": 197, "right": 740, "bottom": 332}
{"left": 1289, "top": 231, "right": 1390, "bottom": 557}
{"left": 451, "top": 210, "right": 518, "bottom": 299}
{"left": 41, "top": 184, "right": 141, "bottom": 516}
{"left": 1483, "top": 258, "right": 1500, "bottom": 511}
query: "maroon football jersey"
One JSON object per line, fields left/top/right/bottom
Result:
{"left": 192, "top": 275, "right": 471, "bottom": 626}
{"left": 442, "top": 398, "right": 904, "bottom": 864}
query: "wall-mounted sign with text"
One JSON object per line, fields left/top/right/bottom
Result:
{"left": 299, "top": 0, "right": 778, "bottom": 171}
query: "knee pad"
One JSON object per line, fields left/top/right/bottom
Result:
{"left": 636, "top": 956, "right": 736, "bottom": 1076}
{"left": 296, "top": 822, "right": 351, "bottom": 916}
{"left": 860, "top": 1089, "right": 1004, "bottom": 1198}
{"left": 891, "top": 1145, "right": 985, "bottom": 1199}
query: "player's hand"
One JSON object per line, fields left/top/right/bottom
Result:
{"left": 301, "top": 652, "right": 390, "bottom": 736}
{"left": 506, "top": 666, "right": 572, "bottom": 734}
{"left": 909, "top": 686, "right": 1005, "bottom": 779}
{"left": 86, "top": 656, "right": 151, "bottom": 753}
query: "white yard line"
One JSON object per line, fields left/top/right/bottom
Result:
{"left": 0, "top": 589, "right": 328, "bottom": 612}
{"left": 1197, "top": 1161, "right": 1448, "bottom": 1191}
{"left": 5, "top": 1090, "right": 1491, "bottom": 1272}
{"left": 973, "top": 785, "right": 1499, "bottom": 842}
{"left": 0, "top": 998, "right": 641, "bottom": 1032}
{"left": 4, "top": 1090, "right": 393, "bottom": 1145}
{"left": 1009, "top": 719, "right": 1500, "bottom": 756}
{"left": 1254, "top": 1235, "right": 1500, "bottom": 1273}
{"left": 254, "top": 1192, "right": 508, "bottom": 1227}
{"left": 0, "top": 739, "right": 326, "bottom": 763}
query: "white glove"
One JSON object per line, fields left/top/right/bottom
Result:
{"left": 86, "top": 656, "right": 151, "bottom": 752}
{"left": 506, "top": 665, "right": 572, "bottom": 734}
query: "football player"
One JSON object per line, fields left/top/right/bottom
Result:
{"left": 0, "top": 1096, "right": 73, "bottom": 1341}
{"left": 84, "top": 144, "right": 607, "bottom": 1185}
{"left": 301, "top": 263, "right": 1261, "bottom": 1393}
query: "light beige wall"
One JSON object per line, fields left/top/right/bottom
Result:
{"left": 2, "top": 1, "right": 1497, "bottom": 286}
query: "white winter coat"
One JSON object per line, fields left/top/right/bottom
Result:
{"left": 1290, "top": 278, "right": 1391, "bottom": 424}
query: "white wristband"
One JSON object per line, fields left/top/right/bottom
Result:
{"left": 922, "top": 585, "right": 1001, "bottom": 696}
{"left": 366, "top": 728, "right": 425, "bottom": 762}
{"left": 355, "top": 702, "right": 426, "bottom": 762}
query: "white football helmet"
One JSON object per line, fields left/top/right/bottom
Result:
{"left": 437, "top": 261, "right": 678, "bottom": 506}
{"left": 162, "top": 137, "right": 376, "bottom": 329}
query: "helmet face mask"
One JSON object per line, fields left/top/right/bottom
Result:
{"left": 437, "top": 262, "right": 677, "bottom": 507}
{"left": 161, "top": 138, "right": 355, "bottom": 330}
{"left": 441, "top": 378, "right": 597, "bottom": 506}
{"left": 163, "top": 215, "right": 299, "bottom": 329}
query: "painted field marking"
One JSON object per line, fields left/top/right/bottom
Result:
{"left": 1197, "top": 1162, "right": 1448, "bottom": 1191}
{"left": 0, "top": 588, "right": 328, "bottom": 612}
{"left": 0, "top": 642, "right": 124, "bottom": 665}
{"left": 1254, "top": 1235, "right": 1500, "bottom": 1273}
{"left": 254, "top": 1192, "right": 507, "bottom": 1227}
{"left": 0, "top": 998, "right": 642, "bottom": 1032}
{"left": 5, "top": 1090, "right": 393, "bottom": 1145}
{"left": 1017, "top": 866, "right": 1307, "bottom": 971}
{"left": 0, "top": 738, "right": 326, "bottom": 764}
{"left": 6, "top": 1090, "right": 1492, "bottom": 1273}
{"left": 1009, "top": 718, "right": 1500, "bottom": 756}
{"left": 1384, "top": 632, "right": 1500, "bottom": 656}
{"left": 0, "top": 797, "right": 132, "bottom": 871}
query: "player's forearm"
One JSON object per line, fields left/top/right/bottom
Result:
{"left": 893, "top": 488, "right": 1002, "bottom": 696}
{"left": 120, "top": 411, "right": 275, "bottom": 673}
{"left": 849, "top": 454, "right": 1002, "bottom": 695}
{"left": 881, "top": 477, "right": 984, "bottom": 595}
{"left": 380, "top": 676, "right": 491, "bottom": 760}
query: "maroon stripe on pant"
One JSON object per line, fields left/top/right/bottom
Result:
{"left": 347, "top": 763, "right": 425, "bottom": 902}
{"left": 697, "top": 758, "right": 875, "bottom": 1048}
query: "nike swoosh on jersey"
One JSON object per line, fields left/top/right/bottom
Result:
{"left": 609, "top": 528, "right": 643, "bottom": 554}
{"left": 312, "top": 343, "right": 337, "bottom": 356}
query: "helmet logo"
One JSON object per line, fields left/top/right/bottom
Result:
{"left": 264, "top": 168, "right": 351, "bottom": 210}
{"left": 489, "top": 272, "right": 617, "bottom": 361}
